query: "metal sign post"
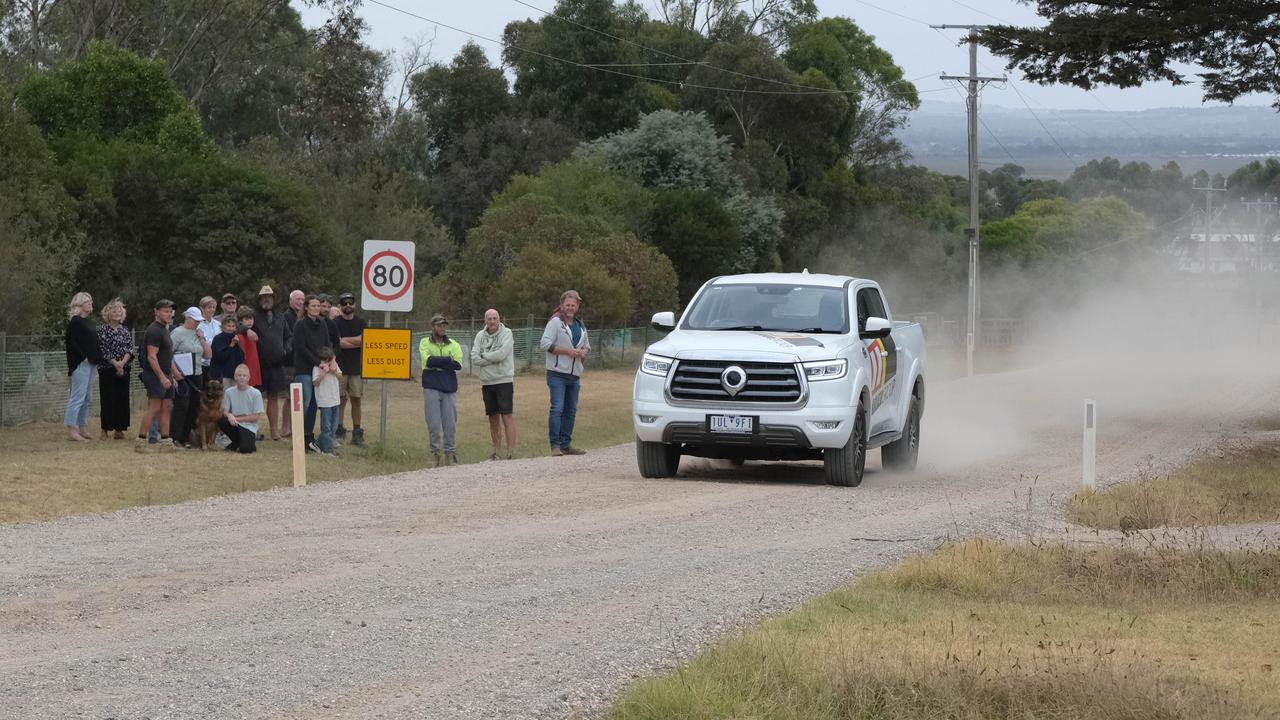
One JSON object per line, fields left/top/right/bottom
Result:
{"left": 361, "top": 322, "right": 411, "bottom": 445}
{"left": 361, "top": 239, "right": 416, "bottom": 448}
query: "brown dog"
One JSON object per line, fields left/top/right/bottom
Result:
{"left": 194, "top": 378, "right": 225, "bottom": 450}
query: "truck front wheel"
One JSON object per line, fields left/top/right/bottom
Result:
{"left": 824, "top": 399, "right": 867, "bottom": 487}
{"left": 636, "top": 438, "right": 681, "bottom": 478}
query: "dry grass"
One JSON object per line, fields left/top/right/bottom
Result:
{"left": 1067, "top": 444, "right": 1280, "bottom": 530}
{"left": 1255, "top": 413, "right": 1280, "bottom": 432}
{"left": 611, "top": 539, "right": 1280, "bottom": 720}
{"left": 0, "top": 368, "right": 638, "bottom": 524}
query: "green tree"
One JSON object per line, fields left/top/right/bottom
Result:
{"left": 649, "top": 189, "right": 743, "bottom": 300}
{"left": 503, "top": 0, "right": 665, "bottom": 138}
{"left": 492, "top": 244, "right": 634, "bottom": 327}
{"left": 294, "top": 2, "right": 388, "bottom": 150}
{"left": 0, "top": 98, "right": 85, "bottom": 334}
{"left": 409, "top": 42, "right": 511, "bottom": 164}
{"left": 784, "top": 17, "right": 919, "bottom": 166}
{"left": 978, "top": 1, "right": 1280, "bottom": 109}
{"left": 430, "top": 115, "right": 579, "bottom": 239}
{"left": 591, "top": 109, "right": 741, "bottom": 195}
{"left": 18, "top": 41, "right": 207, "bottom": 153}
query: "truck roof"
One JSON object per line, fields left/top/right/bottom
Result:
{"left": 710, "top": 272, "right": 866, "bottom": 289}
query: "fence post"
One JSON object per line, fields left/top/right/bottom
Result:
{"left": 527, "top": 314, "right": 535, "bottom": 371}
{"left": 0, "top": 332, "right": 6, "bottom": 427}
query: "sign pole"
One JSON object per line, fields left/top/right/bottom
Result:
{"left": 381, "top": 310, "right": 390, "bottom": 446}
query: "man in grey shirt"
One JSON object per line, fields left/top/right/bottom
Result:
{"left": 170, "top": 307, "right": 212, "bottom": 447}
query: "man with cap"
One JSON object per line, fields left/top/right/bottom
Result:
{"left": 169, "top": 306, "right": 211, "bottom": 447}
{"left": 219, "top": 292, "right": 239, "bottom": 322}
{"left": 254, "top": 285, "right": 292, "bottom": 440}
{"left": 137, "top": 299, "right": 178, "bottom": 452}
{"left": 333, "top": 292, "right": 367, "bottom": 446}
{"left": 418, "top": 313, "right": 463, "bottom": 466}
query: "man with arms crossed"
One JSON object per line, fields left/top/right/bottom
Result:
{"left": 334, "top": 292, "right": 367, "bottom": 446}
{"left": 137, "top": 299, "right": 179, "bottom": 453}
{"left": 471, "top": 308, "right": 516, "bottom": 460}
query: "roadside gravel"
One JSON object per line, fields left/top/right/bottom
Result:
{"left": 2, "top": 353, "right": 1277, "bottom": 719}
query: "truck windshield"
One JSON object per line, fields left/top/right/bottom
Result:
{"left": 682, "top": 283, "right": 848, "bottom": 333}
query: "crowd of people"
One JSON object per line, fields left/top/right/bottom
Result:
{"left": 61, "top": 286, "right": 593, "bottom": 463}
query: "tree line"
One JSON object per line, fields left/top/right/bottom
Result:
{"left": 1, "top": 0, "right": 1274, "bottom": 336}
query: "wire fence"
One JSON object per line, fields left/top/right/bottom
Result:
{"left": 0, "top": 322, "right": 660, "bottom": 427}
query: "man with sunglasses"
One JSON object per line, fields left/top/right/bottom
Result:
{"left": 333, "top": 292, "right": 367, "bottom": 446}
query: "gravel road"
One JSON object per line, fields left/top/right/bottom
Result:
{"left": 2, "top": 351, "right": 1277, "bottom": 720}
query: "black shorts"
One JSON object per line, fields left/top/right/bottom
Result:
{"left": 257, "top": 365, "right": 287, "bottom": 395}
{"left": 139, "top": 371, "right": 175, "bottom": 400}
{"left": 481, "top": 382, "right": 514, "bottom": 416}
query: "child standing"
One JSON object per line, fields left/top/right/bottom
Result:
{"left": 312, "top": 346, "right": 343, "bottom": 456}
{"left": 210, "top": 315, "right": 244, "bottom": 381}
{"left": 236, "top": 306, "right": 262, "bottom": 388}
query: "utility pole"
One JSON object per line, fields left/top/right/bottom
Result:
{"left": 1241, "top": 196, "right": 1276, "bottom": 348}
{"left": 1192, "top": 180, "right": 1227, "bottom": 274}
{"left": 935, "top": 24, "right": 1004, "bottom": 378}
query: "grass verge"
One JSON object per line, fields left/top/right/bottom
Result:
{"left": 1255, "top": 413, "right": 1280, "bottom": 432}
{"left": 0, "top": 368, "right": 637, "bottom": 524}
{"left": 1067, "top": 444, "right": 1280, "bottom": 530}
{"left": 611, "top": 539, "right": 1280, "bottom": 720}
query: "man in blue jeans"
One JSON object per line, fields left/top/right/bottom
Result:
{"left": 538, "top": 290, "right": 591, "bottom": 456}
{"left": 291, "top": 294, "right": 329, "bottom": 452}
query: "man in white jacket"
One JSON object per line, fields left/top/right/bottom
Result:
{"left": 471, "top": 308, "right": 517, "bottom": 460}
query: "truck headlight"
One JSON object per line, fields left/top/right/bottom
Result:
{"left": 802, "top": 358, "right": 847, "bottom": 381}
{"left": 640, "top": 353, "right": 674, "bottom": 377}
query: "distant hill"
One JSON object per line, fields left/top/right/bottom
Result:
{"left": 903, "top": 101, "right": 1280, "bottom": 179}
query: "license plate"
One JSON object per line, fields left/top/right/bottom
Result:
{"left": 709, "top": 414, "right": 754, "bottom": 434}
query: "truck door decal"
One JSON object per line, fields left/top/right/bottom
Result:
{"left": 866, "top": 334, "right": 898, "bottom": 413}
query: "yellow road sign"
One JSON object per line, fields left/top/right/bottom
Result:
{"left": 362, "top": 328, "right": 413, "bottom": 380}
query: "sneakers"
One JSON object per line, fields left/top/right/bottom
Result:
{"left": 307, "top": 441, "right": 320, "bottom": 454}
{"left": 433, "top": 452, "right": 442, "bottom": 468}
{"left": 488, "top": 452, "right": 500, "bottom": 461}
{"left": 446, "top": 453, "right": 458, "bottom": 466}
{"left": 134, "top": 439, "right": 154, "bottom": 454}
{"left": 562, "top": 446, "right": 586, "bottom": 456}
{"left": 550, "top": 447, "right": 564, "bottom": 457}
{"left": 352, "top": 427, "right": 365, "bottom": 447}
{"left": 335, "top": 425, "right": 347, "bottom": 440}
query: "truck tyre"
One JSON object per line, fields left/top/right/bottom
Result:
{"left": 881, "top": 396, "right": 920, "bottom": 472}
{"left": 636, "top": 438, "right": 681, "bottom": 478}
{"left": 824, "top": 399, "right": 867, "bottom": 487}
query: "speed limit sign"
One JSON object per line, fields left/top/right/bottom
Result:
{"left": 361, "top": 240, "right": 415, "bottom": 312}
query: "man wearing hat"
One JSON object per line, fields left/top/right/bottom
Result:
{"left": 254, "top": 285, "right": 293, "bottom": 440}
{"left": 418, "top": 313, "right": 463, "bottom": 466}
{"left": 334, "top": 292, "right": 367, "bottom": 446}
{"left": 169, "top": 306, "right": 211, "bottom": 447}
{"left": 219, "top": 292, "right": 239, "bottom": 322}
{"left": 137, "top": 299, "right": 178, "bottom": 452}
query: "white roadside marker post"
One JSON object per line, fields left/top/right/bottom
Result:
{"left": 1083, "top": 399, "right": 1096, "bottom": 490}
{"left": 291, "top": 381, "right": 306, "bottom": 487}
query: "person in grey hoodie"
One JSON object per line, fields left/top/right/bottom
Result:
{"left": 539, "top": 290, "right": 590, "bottom": 456}
{"left": 471, "top": 308, "right": 517, "bottom": 460}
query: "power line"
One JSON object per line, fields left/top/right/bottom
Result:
{"left": 1005, "top": 80, "right": 1075, "bottom": 162}
{"left": 947, "top": 81, "right": 1018, "bottom": 166}
{"left": 850, "top": 0, "right": 932, "bottom": 27}
{"left": 365, "top": 0, "right": 948, "bottom": 97}
{"left": 946, "top": 0, "right": 1008, "bottom": 24}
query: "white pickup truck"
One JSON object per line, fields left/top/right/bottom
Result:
{"left": 632, "top": 272, "right": 926, "bottom": 487}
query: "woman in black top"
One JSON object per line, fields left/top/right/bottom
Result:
{"left": 97, "top": 298, "right": 135, "bottom": 439}
{"left": 64, "top": 291, "right": 101, "bottom": 442}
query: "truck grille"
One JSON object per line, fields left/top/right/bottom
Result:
{"left": 669, "top": 360, "right": 802, "bottom": 403}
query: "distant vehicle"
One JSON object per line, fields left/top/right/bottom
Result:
{"left": 632, "top": 272, "right": 926, "bottom": 486}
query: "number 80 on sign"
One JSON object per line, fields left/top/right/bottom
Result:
{"left": 361, "top": 240, "right": 416, "bottom": 312}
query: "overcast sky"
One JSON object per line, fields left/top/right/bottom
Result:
{"left": 300, "top": 0, "right": 1272, "bottom": 112}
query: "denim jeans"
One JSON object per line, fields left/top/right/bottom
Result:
{"left": 318, "top": 405, "right": 338, "bottom": 453}
{"left": 546, "top": 371, "right": 580, "bottom": 449}
{"left": 294, "top": 373, "right": 316, "bottom": 437}
{"left": 64, "top": 360, "right": 94, "bottom": 428}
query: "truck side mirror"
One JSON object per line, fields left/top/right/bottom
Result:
{"left": 651, "top": 311, "right": 676, "bottom": 331}
{"left": 860, "top": 316, "right": 891, "bottom": 339}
